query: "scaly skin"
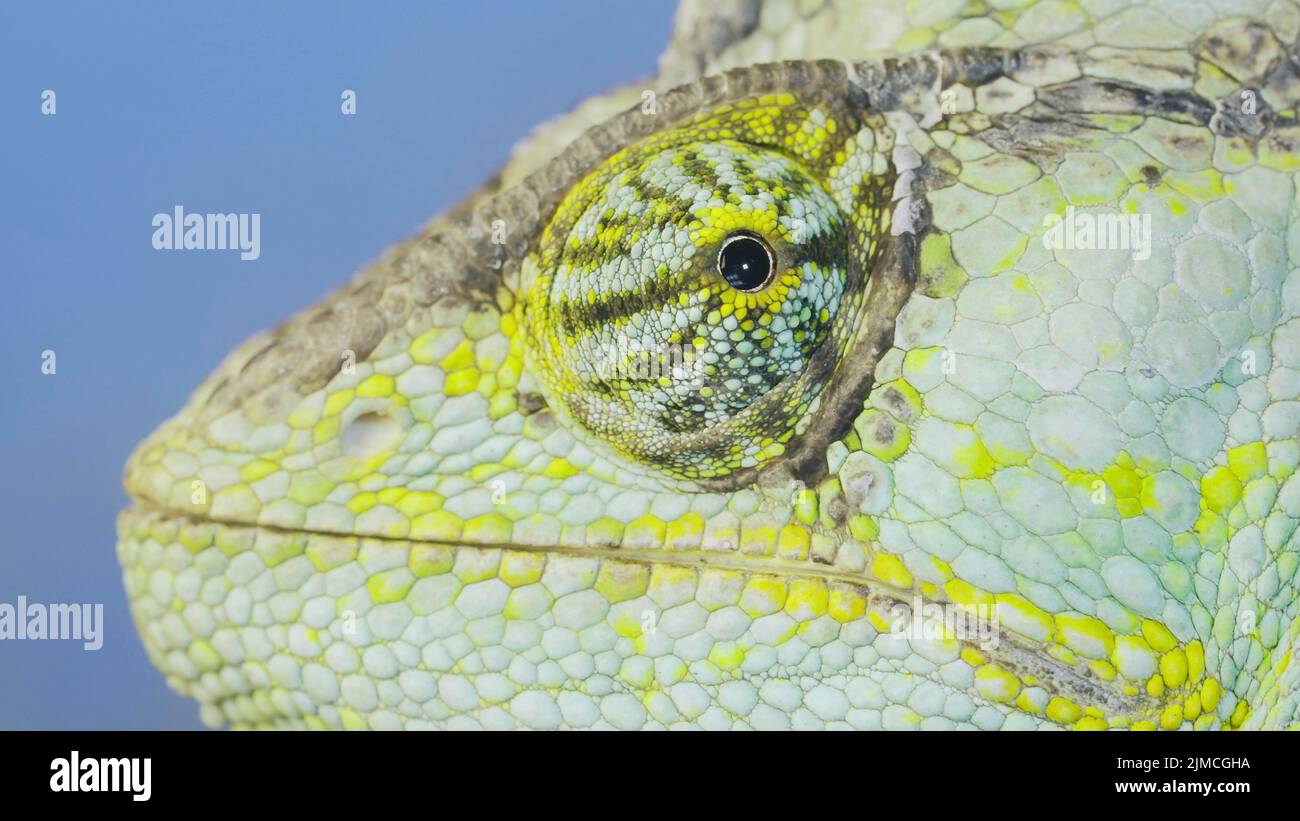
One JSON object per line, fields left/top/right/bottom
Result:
{"left": 119, "top": 0, "right": 1300, "bottom": 729}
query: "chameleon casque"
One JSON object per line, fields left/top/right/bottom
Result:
{"left": 118, "top": 0, "right": 1300, "bottom": 730}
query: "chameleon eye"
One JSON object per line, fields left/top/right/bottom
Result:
{"left": 718, "top": 231, "right": 775, "bottom": 292}
{"left": 522, "top": 91, "right": 892, "bottom": 483}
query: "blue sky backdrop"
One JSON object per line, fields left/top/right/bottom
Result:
{"left": 0, "top": 0, "right": 673, "bottom": 729}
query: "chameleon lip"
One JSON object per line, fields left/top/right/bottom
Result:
{"left": 121, "top": 501, "right": 1149, "bottom": 717}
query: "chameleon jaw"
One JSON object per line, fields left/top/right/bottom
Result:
{"left": 120, "top": 500, "right": 1184, "bottom": 730}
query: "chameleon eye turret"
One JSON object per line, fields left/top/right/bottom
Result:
{"left": 521, "top": 95, "right": 892, "bottom": 481}
{"left": 717, "top": 230, "right": 775, "bottom": 292}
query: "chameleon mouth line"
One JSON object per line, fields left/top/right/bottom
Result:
{"left": 126, "top": 501, "right": 1149, "bottom": 716}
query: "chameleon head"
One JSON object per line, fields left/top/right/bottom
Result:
{"left": 120, "top": 4, "right": 1300, "bottom": 731}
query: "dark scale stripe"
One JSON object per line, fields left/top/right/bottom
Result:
{"left": 551, "top": 259, "right": 711, "bottom": 334}
{"left": 553, "top": 167, "right": 703, "bottom": 272}
{"left": 563, "top": 206, "right": 682, "bottom": 268}
{"left": 717, "top": 151, "right": 770, "bottom": 200}
{"left": 676, "top": 151, "right": 724, "bottom": 197}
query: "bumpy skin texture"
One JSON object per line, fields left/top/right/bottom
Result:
{"left": 120, "top": 0, "right": 1300, "bottom": 730}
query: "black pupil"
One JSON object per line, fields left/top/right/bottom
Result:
{"left": 719, "top": 234, "right": 772, "bottom": 291}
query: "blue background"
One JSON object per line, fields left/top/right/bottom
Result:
{"left": 0, "top": 0, "right": 672, "bottom": 729}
